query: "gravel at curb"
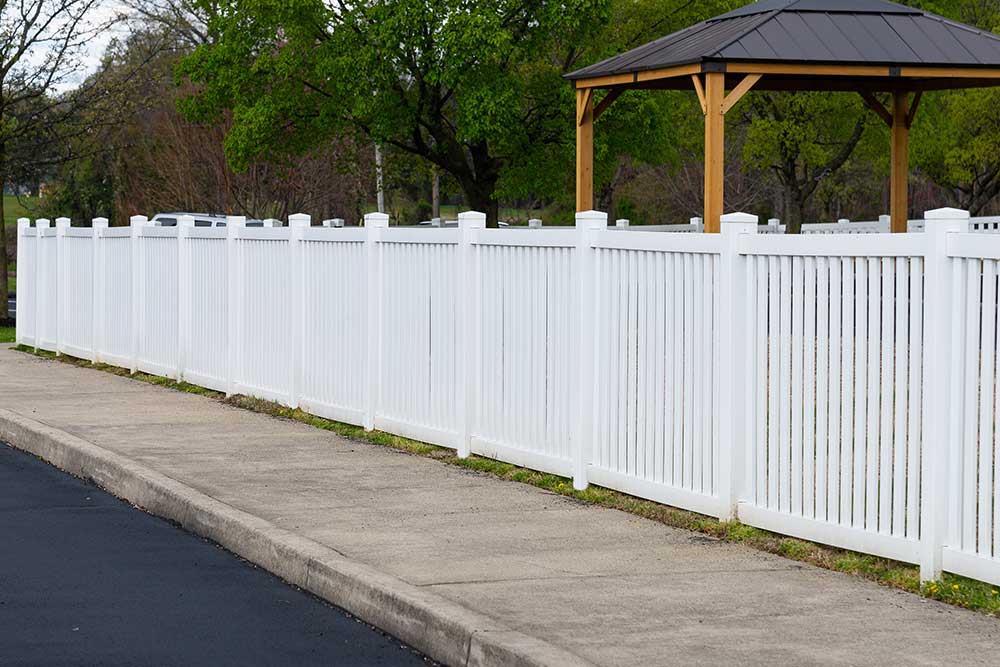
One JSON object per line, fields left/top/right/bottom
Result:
{"left": 0, "top": 408, "right": 592, "bottom": 667}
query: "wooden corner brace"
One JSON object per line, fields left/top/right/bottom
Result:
{"left": 720, "top": 74, "right": 762, "bottom": 115}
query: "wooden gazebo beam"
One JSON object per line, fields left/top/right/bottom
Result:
{"left": 572, "top": 62, "right": 1000, "bottom": 230}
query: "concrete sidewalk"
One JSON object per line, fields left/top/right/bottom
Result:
{"left": 2, "top": 345, "right": 998, "bottom": 666}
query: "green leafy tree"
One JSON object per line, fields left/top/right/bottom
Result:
{"left": 177, "top": 0, "right": 737, "bottom": 226}
{"left": 741, "top": 92, "right": 877, "bottom": 233}
{"left": 909, "top": 1, "right": 1000, "bottom": 214}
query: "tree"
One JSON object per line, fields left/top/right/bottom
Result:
{"left": 913, "top": 88, "right": 1000, "bottom": 214}
{"left": 47, "top": 25, "right": 377, "bottom": 225}
{"left": 0, "top": 0, "right": 121, "bottom": 319}
{"left": 741, "top": 92, "right": 876, "bottom": 233}
{"left": 176, "top": 0, "right": 736, "bottom": 227}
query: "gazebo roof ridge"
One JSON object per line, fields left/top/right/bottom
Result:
{"left": 566, "top": 0, "right": 1000, "bottom": 82}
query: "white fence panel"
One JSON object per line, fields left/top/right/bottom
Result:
{"left": 941, "top": 233, "right": 1000, "bottom": 585}
{"left": 376, "top": 229, "right": 459, "bottom": 447}
{"left": 298, "top": 230, "right": 368, "bottom": 425}
{"left": 589, "top": 233, "right": 722, "bottom": 515}
{"left": 233, "top": 228, "right": 291, "bottom": 403}
{"left": 183, "top": 229, "right": 229, "bottom": 392}
{"left": 136, "top": 228, "right": 178, "bottom": 377}
{"left": 62, "top": 230, "right": 94, "bottom": 359}
{"left": 36, "top": 229, "right": 58, "bottom": 351}
{"left": 738, "top": 236, "right": 925, "bottom": 565}
{"left": 473, "top": 231, "right": 577, "bottom": 476}
{"left": 14, "top": 223, "right": 36, "bottom": 346}
{"left": 97, "top": 230, "right": 132, "bottom": 366}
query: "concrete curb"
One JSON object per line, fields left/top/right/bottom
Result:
{"left": 0, "top": 409, "right": 593, "bottom": 667}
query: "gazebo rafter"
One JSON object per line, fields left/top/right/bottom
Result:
{"left": 566, "top": 0, "right": 1000, "bottom": 232}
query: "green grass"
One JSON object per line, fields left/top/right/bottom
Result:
{"left": 13, "top": 343, "right": 1000, "bottom": 618}
{"left": 5, "top": 193, "right": 36, "bottom": 295}
{"left": 0, "top": 327, "right": 14, "bottom": 342}
{"left": 3, "top": 194, "right": 36, "bottom": 226}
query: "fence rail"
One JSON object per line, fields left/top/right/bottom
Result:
{"left": 14, "top": 206, "right": 1000, "bottom": 587}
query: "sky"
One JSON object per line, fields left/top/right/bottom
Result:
{"left": 51, "top": 0, "right": 129, "bottom": 92}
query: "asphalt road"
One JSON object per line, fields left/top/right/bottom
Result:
{"left": 0, "top": 442, "right": 433, "bottom": 666}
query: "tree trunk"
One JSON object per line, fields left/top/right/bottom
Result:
{"left": 0, "top": 183, "right": 8, "bottom": 321}
{"left": 431, "top": 170, "right": 440, "bottom": 219}
{"left": 461, "top": 173, "right": 501, "bottom": 228}
{"left": 782, "top": 181, "right": 805, "bottom": 234}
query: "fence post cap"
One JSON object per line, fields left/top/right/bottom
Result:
{"left": 615, "top": 218, "right": 629, "bottom": 227}
{"left": 225, "top": 215, "right": 246, "bottom": 227}
{"left": 129, "top": 215, "right": 148, "bottom": 227}
{"left": 364, "top": 212, "right": 390, "bottom": 228}
{"left": 925, "top": 207, "right": 970, "bottom": 220}
{"left": 92, "top": 217, "right": 109, "bottom": 228}
{"left": 878, "top": 214, "right": 891, "bottom": 224}
{"left": 528, "top": 218, "right": 542, "bottom": 228}
{"left": 36, "top": 218, "right": 50, "bottom": 228}
{"left": 690, "top": 217, "right": 703, "bottom": 225}
{"left": 720, "top": 212, "right": 758, "bottom": 225}
{"left": 767, "top": 218, "right": 780, "bottom": 225}
{"left": 288, "top": 213, "right": 310, "bottom": 228}
{"left": 55, "top": 217, "right": 71, "bottom": 228}
{"left": 16, "top": 217, "right": 29, "bottom": 229}
{"left": 177, "top": 214, "right": 196, "bottom": 228}
{"left": 457, "top": 210, "right": 486, "bottom": 229}
{"left": 575, "top": 209, "right": 608, "bottom": 230}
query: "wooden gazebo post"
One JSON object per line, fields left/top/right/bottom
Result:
{"left": 703, "top": 72, "right": 725, "bottom": 234}
{"left": 566, "top": 0, "right": 1000, "bottom": 233}
{"left": 576, "top": 88, "right": 594, "bottom": 211}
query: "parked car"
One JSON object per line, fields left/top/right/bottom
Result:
{"left": 151, "top": 212, "right": 276, "bottom": 227}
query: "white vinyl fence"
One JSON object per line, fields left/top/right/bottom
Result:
{"left": 14, "top": 207, "right": 1000, "bottom": 587}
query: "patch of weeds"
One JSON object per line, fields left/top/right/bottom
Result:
{"left": 14, "top": 344, "right": 1000, "bottom": 619}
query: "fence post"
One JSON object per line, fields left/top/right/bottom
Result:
{"left": 287, "top": 213, "right": 310, "bottom": 408}
{"left": 14, "top": 218, "right": 29, "bottom": 345}
{"left": 573, "top": 210, "right": 607, "bottom": 490}
{"left": 691, "top": 217, "right": 704, "bottom": 233}
{"left": 920, "top": 206, "right": 970, "bottom": 582}
{"left": 717, "top": 212, "right": 758, "bottom": 520}
{"left": 364, "top": 212, "right": 389, "bottom": 431}
{"left": 456, "top": 210, "right": 486, "bottom": 457}
{"left": 528, "top": 218, "right": 542, "bottom": 229}
{"left": 615, "top": 218, "right": 629, "bottom": 228}
{"left": 129, "top": 215, "right": 147, "bottom": 374}
{"left": 91, "top": 217, "right": 108, "bottom": 363}
{"left": 225, "top": 216, "right": 246, "bottom": 397}
{"left": 33, "top": 219, "right": 49, "bottom": 352}
{"left": 54, "top": 217, "right": 70, "bottom": 356}
{"left": 176, "top": 215, "right": 195, "bottom": 381}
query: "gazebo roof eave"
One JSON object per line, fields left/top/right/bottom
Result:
{"left": 570, "top": 59, "right": 1000, "bottom": 90}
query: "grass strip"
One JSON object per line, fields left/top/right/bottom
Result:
{"left": 14, "top": 344, "right": 1000, "bottom": 617}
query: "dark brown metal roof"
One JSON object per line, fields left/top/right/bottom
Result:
{"left": 566, "top": 0, "right": 1000, "bottom": 80}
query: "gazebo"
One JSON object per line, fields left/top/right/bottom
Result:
{"left": 566, "top": 0, "right": 1000, "bottom": 232}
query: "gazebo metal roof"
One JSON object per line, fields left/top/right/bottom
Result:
{"left": 568, "top": 0, "right": 1000, "bottom": 83}
{"left": 568, "top": 0, "right": 1000, "bottom": 233}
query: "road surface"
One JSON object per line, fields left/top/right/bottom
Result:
{"left": 0, "top": 441, "right": 432, "bottom": 666}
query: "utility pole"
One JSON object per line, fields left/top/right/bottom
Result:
{"left": 375, "top": 144, "right": 385, "bottom": 214}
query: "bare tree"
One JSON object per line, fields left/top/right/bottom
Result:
{"left": 0, "top": 0, "right": 121, "bottom": 319}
